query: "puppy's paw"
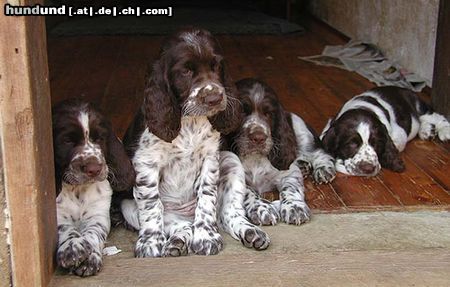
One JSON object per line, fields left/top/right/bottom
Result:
{"left": 192, "top": 225, "right": 223, "bottom": 256}
{"left": 135, "top": 231, "right": 166, "bottom": 258}
{"left": 57, "top": 237, "right": 92, "bottom": 270}
{"left": 239, "top": 226, "right": 270, "bottom": 250}
{"left": 419, "top": 123, "right": 436, "bottom": 140}
{"left": 296, "top": 159, "right": 312, "bottom": 178}
{"left": 437, "top": 125, "right": 450, "bottom": 142}
{"left": 73, "top": 251, "right": 103, "bottom": 277}
{"left": 280, "top": 200, "right": 311, "bottom": 225}
{"left": 313, "top": 164, "right": 336, "bottom": 184}
{"left": 247, "top": 199, "right": 279, "bottom": 226}
{"left": 163, "top": 236, "right": 189, "bottom": 257}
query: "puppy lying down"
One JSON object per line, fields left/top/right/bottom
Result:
{"left": 321, "top": 86, "right": 450, "bottom": 176}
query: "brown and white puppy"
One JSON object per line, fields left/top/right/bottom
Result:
{"left": 228, "top": 78, "right": 336, "bottom": 226}
{"left": 320, "top": 86, "right": 450, "bottom": 176}
{"left": 119, "top": 28, "right": 252, "bottom": 258}
{"left": 52, "top": 99, "right": 134, "bottom": 276}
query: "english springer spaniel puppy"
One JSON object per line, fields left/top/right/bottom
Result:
{"left": 52, "top": 99, "right": 135, "bottom": 276}
{"left": 320, "top": 86, "right": 450, "bottom": 176}
{"left": 120, "top": 28, "right": 247, "bottom": 257}
{"left": 228, "top": 78, "right": 335, "bottom": 225}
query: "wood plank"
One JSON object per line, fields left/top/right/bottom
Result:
{"left": 432, "top": 0, "right": 450, "bottom": 117}
{"left": 0, "top": 2, "right": 57, "bottom": 285}
{"left": 305, "top": 180, "right": 347, "bottom": 211}
{"left": 378, "top": 154, "right": 450, "bottom": 205}
{"left": 100, "top": 36, "right": 164, "bottom": 137}
{"left": 50, "top": 250, "right": 450, "bottom": 287}
{"left": 331, "top": 174, "right": 402, "bottom": 208}
{"left": 49, "top": 36, "right": 105, "bottom": 104}
{"left": 403, "top": 140, "right": 450, "bottom": 191}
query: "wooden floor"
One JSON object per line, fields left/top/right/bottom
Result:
{"left": 47, "top": 19, "right": 450, "bottom": 213}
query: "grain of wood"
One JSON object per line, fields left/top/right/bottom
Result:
{"left": 0, "top": 2, "right": 57, "bottom": 285}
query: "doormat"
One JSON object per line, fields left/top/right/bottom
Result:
{"left": 50, "top": 7, "right": 304, "bottom": 36}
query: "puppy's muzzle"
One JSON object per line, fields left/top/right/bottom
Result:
{"left": 71, "top": 156, "right": 107, "bottom": 181}
{"left": 198, "top": 85, "right": 225, "bottom": 108}
{"left": 248, "top": 129, "right": 268, "bottom": 146}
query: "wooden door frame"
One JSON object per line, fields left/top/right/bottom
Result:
{"left": 0, "top": 0, "right": 57, "bottom": 286}
{"left": 432, "top": 0, "right": 450, "bottom": 117}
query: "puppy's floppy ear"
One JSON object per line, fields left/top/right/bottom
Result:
{"left": 105, "top": 122, "right": 136, "bottom": 191}
{"left": 269, "top": 106, "right": 298, "bottom": 170}
{"left": 379, "top": 136, "right": 405, "bottom": 172}
{"left": 321, "top": 119, "right": 337, "bottom": 156}
{"left": 143, "top": 57, "right": 181, "bottom": 142}
{"left": 208, "top": 60, "right": 243, "bottom": 135}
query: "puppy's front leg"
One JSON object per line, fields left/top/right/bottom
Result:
{"left": 218, "top": 151, "right": 271, "bottom": 250}
{"left": 74, "top": 182, "right": 112, "bottom": 276}
{"left": 191, "top": 153, "right": 223, "bottom": 255}
{"left": 244, "top": 188, "right": 279, "bottom": 226}
{"left": 56, "top": 181, "right": 112, "bottom": 277}
{"left": 277, "top": 163, "right": 311, "bottom": 225}
{"left": 56, "top": 201, "right": 91, "bottom": 272}
{"left": 133, "top": 160, "right": 165, "bottom": 257}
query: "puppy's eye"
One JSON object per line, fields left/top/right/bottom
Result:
{"left": 346, "top": 139, "right": 359, "bottom": 150}
{"left": 92, "top": 136, "right": 105, "bottom": 143}
{"left": 243, "top": 103, "right": 252, "bottom": 114}
{"left": 63, "top": 137, "right": 73, "bottom": 145}
{"left": 211, "top": 59, "right": 219, "bottom": 71}
{"left": 262, "top": 107, "right": 273, "bottom": 117}
{"left": 181, "top": 68, "right": 192, "bottom": 77}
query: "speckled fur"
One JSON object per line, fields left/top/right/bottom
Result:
{"left": 126, "top": 117, "right": 223, "bottom": 257}
{"left": 56, "top": 181, "right": 111, "bottom": 276}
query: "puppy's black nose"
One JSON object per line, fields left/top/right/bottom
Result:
{"left": 358, "top": 162, "right": 376, "bottom": 174}
{"left": 203, "top": 93, "right": 223, "bottom": 107}
{"left": 249, "top": 130, "right": 267, "bottom": 145}
{"left": 82, "top": 162, "right": 102, "bottom": 178}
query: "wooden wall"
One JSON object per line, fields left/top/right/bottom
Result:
{"left": 0, "top": 0, "right": 57, "bottom": 285}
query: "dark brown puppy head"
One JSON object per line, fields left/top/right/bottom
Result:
{"left": 321, "top": 109, "right": 404, "bottom": 176}
{"left": 232, "top": 78, "right": 297, "bottom": 170}
{"left": 52, "top": 99, "right": 135, "bottom": 193}
{"left": 143, "top": 27, "right": 241, "bottom": 142}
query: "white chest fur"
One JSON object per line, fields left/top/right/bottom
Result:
{"left": 56, "top": 180, "right": 112, "bottom": 224}
{"left": 241, "top": 155, "right": 279, "bottom": 195}
{"left": 134, "top": 116, "right": 220, "bottom": 208}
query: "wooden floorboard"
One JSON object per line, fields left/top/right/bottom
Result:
{"left": 47, "top": 19, "right": 450, "bottom": 213}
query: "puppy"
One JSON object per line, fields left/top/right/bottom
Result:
{"left": 320, "top": 86, "right": 450, "bottom": 176}
{"left": 228, "top": 78, "right": 335, "bottom": 225}
{"left": 120, "top": 28, "right": 242, "bottom": 257}
{"left": 52, "top": 99, "right": 134, "bottom": 276}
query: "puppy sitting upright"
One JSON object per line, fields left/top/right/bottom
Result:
{"left": 229, "top": 78, "right": 336, "bottom": 225}
{"left": 52, "top": 99, "right": 134, "bottom": 276}
{"left": 321, "top": 86, "right": 450, "bottom": 176}
{"left": 120, "top": 28, "right": 242, "bottom": 258}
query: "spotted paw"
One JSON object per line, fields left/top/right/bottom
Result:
{"left": 239, "top": 226, "right": 270, "bottom": 250}
{"left": 191, "top": 226, "right": 223, "bottom": 255}
{"left": 419, "top": 123, "right": 436, "bottom": 140}
{"left": 313, "top": 164, "right": 336, "bottom": 184}
{"left": 163, "top": 236, "right": 189, "bottom": 257}
{"left": 280, "top": 200, "right": 311, "bottom": 225}
{"left": 57, "top": 237, "right": 92, "bottom": 269}
{"left": 247, "top": 199, "right": 279, "bottom": 226}
{"left": 73, "top": 251, "right": 103, "bottom": 277}
{"left": 135, "top": 231, "right": 166, "bottom": 258}
{"left": 296, "top": 159, "right": 312, "bottom": 178}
